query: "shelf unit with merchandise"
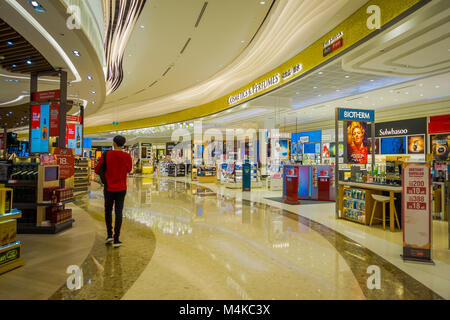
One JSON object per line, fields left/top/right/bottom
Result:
{"left": 340, "top": 186, "right": 382, "bottom": 225}
{"left": 74, "top": 157, "right": 90, "bottom": 194}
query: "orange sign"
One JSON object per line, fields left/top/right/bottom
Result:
{"left": 53, "top": 148, "right": 74, "bottom": 179}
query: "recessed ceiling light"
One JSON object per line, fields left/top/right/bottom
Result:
{"left": 389, "top": 90, "right": 394, "bottom": 93}
{"left": 318, "top": 72, "right": 323, "bottom": 75}
{"left": 435, "top": 85, "right": 440, "bottom": 88}
{"left": 296, "top": 92, "right": 299, "bottom": 95}
{"left": 12, "top": 64, "right": 17, "bottom": 68}
{"left": 26, "top": 59, "right": 33, "bottom": 65}
{"left": 318, "top": 94, "right": 322, "bottom": 97}
{"left": 405, "top": 92, "right": 409, "bottom": 94}
{"left": 313, "top": 86, "right": 318, "bottom": 89}
{"left": 29, "top": 1, "right": 46, "bottom": 12}
{"left": 87, "top": 76, "right": 93, "bottom": 80}
{"left": 370, "top": 79, "right": 374, "bottom": 82}
{"left": 420, "top": 93, "right": 424, "bottom": 97}
{"left": 6, "top": 41, "right": 14, "bottom": 46}
{"left": 90, "top": 91, "right": 96, "bottom": 94}
{"left": 241, "top": 40, "right": 245, "bottom": 43}
{"left": 345, "top": 75, "right": 350, "bottom": 79}
{"left": 260, "top": 1, "right": 266, "bottom": 4}
{"left": 91, "top": 101, "right": 96, "bottom": 104}
{"left": 336, "top": 89, "right": 340, "bottom": 92}
{"left": 140, "top": 25, "right": 145, "bottom": 29}
{"left": 72, "top": 50, "right": 81, "bottom": 57}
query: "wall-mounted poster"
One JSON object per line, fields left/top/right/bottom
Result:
{"left": 330, "top": 142, "right": 343, "bottom": 157}
{"left": 431, "top": 134, "right": 450, "bottom": 161}
{"left": 407, "top": 135, "right": 425, "bottom": 154}
{"left": 346, "top": 121, "right": 368, "bottom": 164}
{"left": 381, "top": 136, "right": 406, "bottom": 154}
{"left": 279, "top": 139, "right": 289, "bottom": 160}
{"left": 322, "top": 143, "right": 330, "bottom": 158}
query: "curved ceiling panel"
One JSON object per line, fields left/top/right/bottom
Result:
{"left": 87, "top": 0, "right": 368, "bottom": 127}
{"left": 342, "top": 0, "right": 450, "bottom": 77}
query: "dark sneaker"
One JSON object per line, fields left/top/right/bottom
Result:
{"left": 113, "top": 240, "right": 122, "bottom": 248}
{"left": 105, "top": 237, "right": 114, "bottom": 244}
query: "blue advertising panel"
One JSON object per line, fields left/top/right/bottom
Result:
{"left": 83, "top": 138, "right": 92, "bottom": 149}
{"left": 339, "top": 108, "right": 375, "bottom": 122}
{"left": 381, "top": 136, "right": 407, "bottom": 154}
{"left": 30, "top": 104, "right": 49, "bottom": 153}
{"left": 74, "top": 125, "right": 83, "bottom": 155}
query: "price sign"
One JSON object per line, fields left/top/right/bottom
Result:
{"left": 53, "top": 148, "right": 74, "bottom": 179}
{"left": 402, "top": 162, "right": 432, "bottom": 262}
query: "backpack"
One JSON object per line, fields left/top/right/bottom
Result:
{"left": 98, "top": 151, "right": 109, "bottom": 187}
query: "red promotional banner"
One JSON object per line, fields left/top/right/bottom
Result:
{"left": 66, "top": 115, "right": 81, "bottom": 123}
{"left": 66, "top": 124, "right": 76, "bottom": 145}
{"left": 40, "top": 154, "right": 57, "bottom": 165}
{"left": 31, "top": 105, "right": 41, "bottom": 129}
{"left": 32, "top": 90, "right": 60, "bottom": 101}
{"left": 402, "top": 162, "right": 432, "bottom": 262}
{"left": 49, "top": 102, "right": 59, "bottom": 137}
{"left": 53, "top": 148, "right": 74, "bottom": 179}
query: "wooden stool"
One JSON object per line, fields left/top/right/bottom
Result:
{"left": 370, "top": 194, "right": 400, "bottom": 230}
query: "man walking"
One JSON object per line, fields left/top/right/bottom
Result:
{"left": 95, "top": 135, "right": 132, "bottom": 247}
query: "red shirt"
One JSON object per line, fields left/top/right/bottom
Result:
{"left": 95, "top": 150, "right": 133, "bottom": 192}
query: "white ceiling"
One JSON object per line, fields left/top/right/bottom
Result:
{"left": 87, "top": 0, "right": 369, "bottom": 126}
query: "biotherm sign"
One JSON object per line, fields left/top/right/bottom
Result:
{"left": 338, "top": 108, "right": 375, "bottom": 122}
{"left": 30, "top": 104, "right": 50, "bottom": 153}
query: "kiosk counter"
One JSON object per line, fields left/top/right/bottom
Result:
{"left": 283, "top": 165, "right": 336, "bottom": 202}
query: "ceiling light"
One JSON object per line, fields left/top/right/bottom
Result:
{"left": 336, "top": 89, "right": 340, "bottom": 92}
{"left": 345, "top": 75, "right": 350, "bottom": 78}
{"left": 435, "top": 85, "right": 440, "bottom": 88}
{"left": 419, "top": 83, "right": 423, "bottom": 87}
{"left": 140, "top": 25, "right": 145, "bottom": 29}
{"left": 28, "top": 1, "right": 45, "bottom": 12}
{"left": 26, "top": 60, "right": 33, "bottom": 65}
{"left": 370, "top": 79, "right": 374, "bottom": 82}
{"left": 318, "top": 72, "right": 323, "bottom": 75}
{"left": 6, "top": 41, "right": 14, "bottom": 46}
{"left": 420, "top": 93, "right": 424, "bottom": 97}
{"left": 260, "top": 1, "right": 266, "bottom": 4}
{"left": 91, "top": 101, "right": 96, "bottom": 104}
{"left": 90, "top": 91, "right": 96, "bottom": 94}
{"left": 87, "top": 76, "right": 93, "bottom": 80}
{"left": 313, "top": 86, "right": 317, "bottom": 89}
{"left": 72, "top": 50, "right": 81, "bottom": 57}
{"left": 241, "top": 40, "right": 245, "bottom": 43}
{"left": 12, "top": 64, "right": 17, "bottom": 68}
{"left": 296, "top": 92, "right": 299, "bottom": 95}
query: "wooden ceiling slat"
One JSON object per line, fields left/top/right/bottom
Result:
{"left": 0, "top": 18, "right": 54, "bottom": 74}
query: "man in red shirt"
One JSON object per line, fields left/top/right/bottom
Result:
{"left": 95, "top": 135, "right": 132, "bottom": 247}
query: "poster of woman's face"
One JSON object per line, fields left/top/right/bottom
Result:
{"left": 279, "top": 140, "right": 288, "bottom": 159}
{"left": 346, "top": 121, "right": 368, "bottom": 164}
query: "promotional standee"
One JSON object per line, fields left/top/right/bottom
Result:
{"left": 402, "top": 162, "right": 433, "bottom": 263}
{"left": 242, "top": 161, "right": 251, "bottom": 191}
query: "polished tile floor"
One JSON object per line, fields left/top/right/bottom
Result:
{"left": 1, "top": 176, "right": 449, "bottom": 300}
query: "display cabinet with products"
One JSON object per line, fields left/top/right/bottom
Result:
{"left": 74, "top": 157, "right": 90, "bottom": 194}
{"left": 0, "top": 184, "right": 25, "bottom": 275}
{"left": 168, "top": 163, "right": 186, "bottom": 177}
{"left": 339, "top": 186, "right": 382, "bottom": 225}
{"left": 6, "top": 163, "right": 74, "bottom": 234}
{"left": 196, "top": 166, "right": 217, "bottom": 183}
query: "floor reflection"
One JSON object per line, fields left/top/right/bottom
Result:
{"left": 52, "top": 176, "right": 443, "bottom": 300}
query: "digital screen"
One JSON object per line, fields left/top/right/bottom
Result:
{"left": 31, "top": 104, "right": 50, "bottom": 153}
{"left": 346, "top": 121, "right": 368, "bottom": 164}
{"left": 45, "top": 166, "right": 59, "bottom": 181}
{"left": 304, "top": 143, "right": 317, "bottom": 154}
{"left": 381, "top": 137, "right": 406, "bottom": 154}
{"left": 298, "top": 166, "right": 311, "bottom": 197}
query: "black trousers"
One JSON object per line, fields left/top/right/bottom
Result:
{"left": 104, "top": 190, "right": 126, "bottom": 240}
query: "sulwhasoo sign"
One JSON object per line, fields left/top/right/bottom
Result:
{"left": 379, "top": 128, "right": 408, "bottom": 136}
